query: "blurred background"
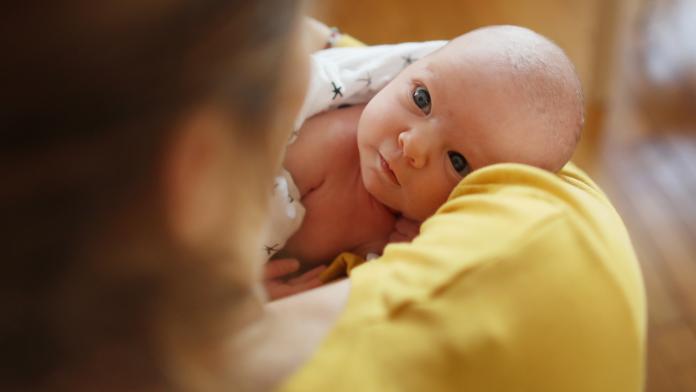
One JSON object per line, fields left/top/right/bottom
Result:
{"left": 312, "top": 0, "right": 696, "bottom": 390}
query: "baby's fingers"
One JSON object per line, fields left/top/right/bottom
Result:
{"left": 264, "top": 258, "right": 300, "bottom": 280}
{"left": 265, "top": 278, "right": 323, "bottom": 300}
{"left": 395, "top": 217, "right": 420, "bottom": 232}
{"left": 395, "top": 218, "right": 421, "bottom": 240}
{"left": 289, "top": 264, "right": 327, "bottom": 285}
{"left": 389, "top": 231, "right": 412, "bottom": 243}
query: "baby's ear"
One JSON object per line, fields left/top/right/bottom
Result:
{"left": 161, "top": 107, "right": 236, "bottom": 248}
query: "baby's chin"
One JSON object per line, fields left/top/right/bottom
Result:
{"left": 378, "top": 197, "right": 401, "bottom": 215}
{"left": 358, "top": 160, "right": 401, "bottom": 215}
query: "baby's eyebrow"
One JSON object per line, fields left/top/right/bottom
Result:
{"left": 421, "top": 61, "right": 438, "bottom": 79}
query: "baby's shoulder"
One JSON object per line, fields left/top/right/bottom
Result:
{"left": 310, "top": 106, "right": 362, "bottom": 152}
{"left": 284, "top": 106, "right": 364, "bottom": 196}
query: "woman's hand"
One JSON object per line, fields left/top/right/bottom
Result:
{"left": 264, "top": 258, "right": 326, "bottom": 300}
{"left": 388, "top": 217, "right": 421, "bottom": 243}
{"left": 303, "top": 17, "right": 333, "bottom": 53}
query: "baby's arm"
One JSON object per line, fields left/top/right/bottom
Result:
{"left": 282, "top": 122, "right": 329, "bottom": 198}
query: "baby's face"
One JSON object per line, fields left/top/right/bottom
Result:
{"left": 357, "top": 44, "right": 528, "bottom": 220}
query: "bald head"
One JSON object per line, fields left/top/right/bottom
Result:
{"left": 441, "top": 26, "right": 584, "bottom": 172}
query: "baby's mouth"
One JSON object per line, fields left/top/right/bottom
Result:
{"left": 379, "top": 153, "right": 401, "bottom": 186}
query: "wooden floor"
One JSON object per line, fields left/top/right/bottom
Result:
{"left": 595, "top": 134, "right": 696, "bottom": 392}
{"left": 599, "top": 0, "right": 696, "bottom": 388}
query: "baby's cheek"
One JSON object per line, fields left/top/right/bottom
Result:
{"left": 360, "top": 96, "right": 394, "bottom": 138}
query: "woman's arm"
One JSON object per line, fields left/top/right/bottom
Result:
{"left": 236, "top": 280, "right": 351, "bottom": 391}
{"left": 304, "top": 18, "right": 366, "bottom": 53}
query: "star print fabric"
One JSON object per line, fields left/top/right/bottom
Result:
{"left": 261, "top": 168, "right": 306, "bottom": 259}
{"left": 292, "top": 40, "right": 447, "bottom": 132}
{"left": 263, "top": 40, "right": 447, "bottom": 260}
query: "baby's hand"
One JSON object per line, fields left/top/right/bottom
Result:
{"left": 264, "top": 258, "right": 326, "bottom": 300}
{"left": 388, "top": 217, "right": 421, "bottom": 243}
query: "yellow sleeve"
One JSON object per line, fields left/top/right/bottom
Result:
{"left": 318, "top": 252, "right": 367, "bottom": 283}
{"left": 280, "top": 163, "right": 646, "bottom": 392}
{"left": 334, "top": 33, "right": 365, "bottom": 48}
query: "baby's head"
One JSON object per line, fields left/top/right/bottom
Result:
{"left": 357, "top": 25, "right": 584, "bottom": 220}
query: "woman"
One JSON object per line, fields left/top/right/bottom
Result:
{"left": 1, "top": 1, "right": 645, "bottom": 391}
{"left": 2, "top": 1, "right": 307, "bottom": 390}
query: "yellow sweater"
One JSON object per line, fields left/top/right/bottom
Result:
{"left": 281, "top": 163, "right": 645, "bottom": 391}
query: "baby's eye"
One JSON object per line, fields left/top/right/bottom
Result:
{"left": 448, "top": 151, "right": 470, "bottom": 176}
{"left": 412, "top": 86, "right": 431, "bottom": 115}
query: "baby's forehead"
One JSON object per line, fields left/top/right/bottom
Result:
{"left": 415, "top": 47, "right": 508, "bottom": 100}
{"left": 417, "top": 41, "right": 506, "bottom": 83}
{"left": 429, "top": 31, "right": 558, "bottom": 72}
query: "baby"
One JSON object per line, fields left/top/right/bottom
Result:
{"left": 267, "top": 26, "right": 583, "bottom": 296}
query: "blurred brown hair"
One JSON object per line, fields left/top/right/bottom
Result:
{"left": 0, "top": 1, "right": 300, "bottom": 390}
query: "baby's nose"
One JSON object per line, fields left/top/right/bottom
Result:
{"left": 398, "top": 131, "right": 428, "bottom": 169}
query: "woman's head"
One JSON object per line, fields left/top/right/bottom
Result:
{"left": 1, "top": 1, "right": 307, "bottom": 390}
